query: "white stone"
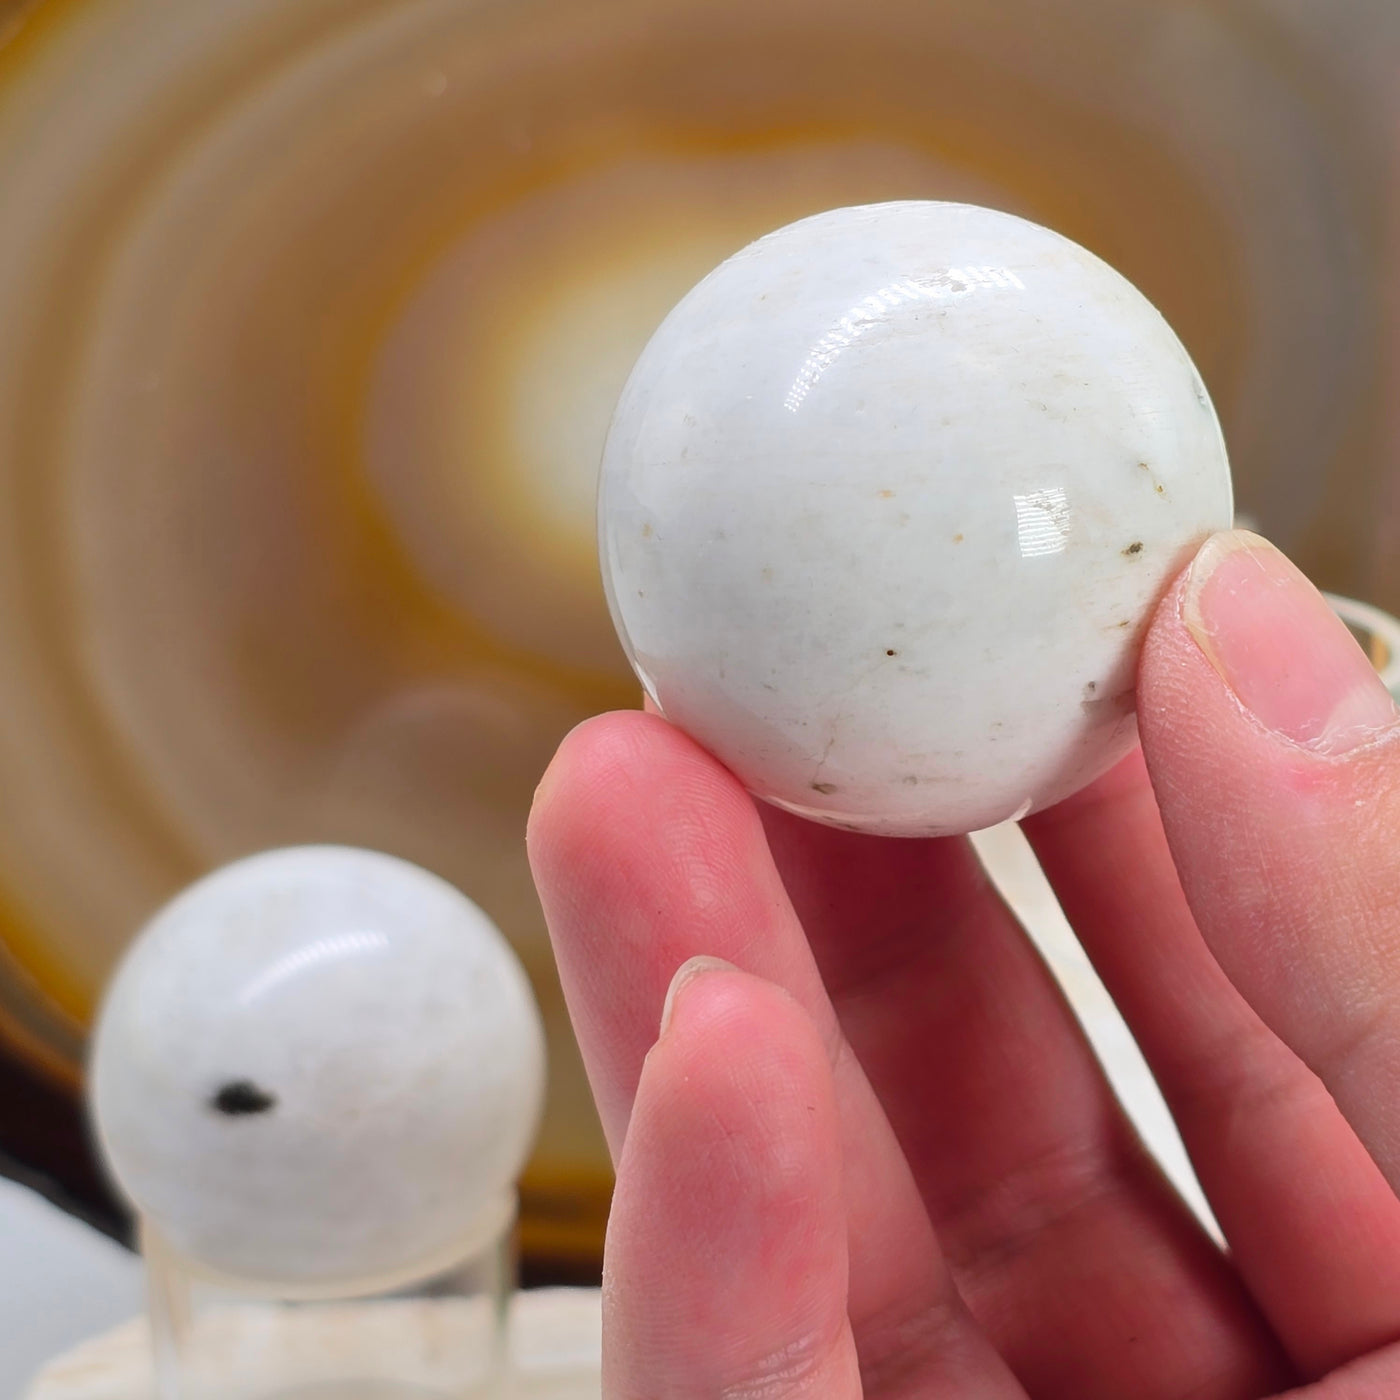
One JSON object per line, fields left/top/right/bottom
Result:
{"left": 599, "top": 201, "right": 1234, "bottom": 836}
{"left": 89, "top": 846, "right": 546, "bottom": 1291}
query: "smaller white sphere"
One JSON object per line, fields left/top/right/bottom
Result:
{"left": 89, "top": 846, "right": 546, "bottom": 1291}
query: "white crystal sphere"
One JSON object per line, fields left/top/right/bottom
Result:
{"left": 89, "top": 846, "right": 546, "bottom": 1291}
{"left": 599, "top": 201, "right": 1233, "bottom": 836}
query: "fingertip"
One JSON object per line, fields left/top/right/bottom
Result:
{"left": 527, "top": 709, "right": 704, "bottom": 876}
{"left": 653, "top": 960, "right": 820, "bottom": 1093}
{"left": 529, "top": 709, "right": 664, "bottom": 819}
{"left": 658, "top": 955, "right": 742, "bottom": 1038}
{"left": 528, "top": 706, "right": 765, "bottom": 899}
{"left": 1140, "top": 530, "right": 1399, "bottom": 762}
{"left": 608, "top": 961, "right": 854, "bottom": 1396}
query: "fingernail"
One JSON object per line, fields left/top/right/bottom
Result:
{"left": 659, "top": 956, "right": 737, "bottom": 1037}
{"left": 1182, "top": 530, "right": 1398, "bottom": 753}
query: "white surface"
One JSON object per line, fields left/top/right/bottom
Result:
{"left": 600, "top": 200, "right": 1234, "bottom": 836}
{"left": 0, "top": 1176, "right": 144, "bottom": 1399}
{"left": 973, "top": 821, "right": 1217, "bottom": 1232}
{"left": 25, "top": 1287, "right": 604, "bottom": 1400}
{"left": 89, "top": 846, "right": 546, "bottom": 1291}
{"left": 1326, "top": 591, "right": 1400, "bottom": 697}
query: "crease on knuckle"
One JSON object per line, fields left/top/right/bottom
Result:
{"left": 939, "top": 1133, "right": 1131, "bottom": 1278}
{"left": 854, "top": 1294, "right": 972, "bottom": 1398}
{"left": 716, "top": 1327, "right": 842, "bottom": 1400}
{"left": 1312, "top": 995, "right": 1400, "bottom": 1103}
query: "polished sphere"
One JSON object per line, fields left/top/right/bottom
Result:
{"left": 599, "top": 201, "right": 1233, "bottom": 835}
{"left": 89, "top": 846, "right": 546, "bottom": 1291}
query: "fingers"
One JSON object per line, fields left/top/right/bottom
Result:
{"left": 602, "top": 961, "right": 862, "bottom": 1399}
{"left": 533, "top": 709, "right": 1283, "bottom": 1397}
{"left": 1137, "top": 531, "right": 1400, "bottom": 1190}
{"left": 761, "top": 802, "right": 1289, "bottom": 1398}
{"left": 1025, "top": 749, "right": 1400, "bottom": 1377}
{"left": 528, "top": 712, "right": 1023, "bottom": 1397}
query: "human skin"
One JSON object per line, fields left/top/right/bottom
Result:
{"left": 527, "top": 529, "right": 1400, "bottom": 1398}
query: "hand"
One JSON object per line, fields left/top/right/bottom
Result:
{"left": 527, "top": 529, "right": 1400, "bottom": 1399}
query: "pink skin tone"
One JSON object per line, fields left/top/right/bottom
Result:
{"left": 527, "top": 530, "right": 1400, "bottom": 1399}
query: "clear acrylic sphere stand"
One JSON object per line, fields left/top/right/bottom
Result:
{"left": 142, "top": 1192, "right": 516, "bottom": 1400}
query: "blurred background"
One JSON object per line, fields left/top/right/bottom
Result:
{"left": 0, "top": 0, "right": 1398, "bottom": 1332}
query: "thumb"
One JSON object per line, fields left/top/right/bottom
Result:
{"left": 1139, "top": 530, "right": 1400, "bottom": 1189}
